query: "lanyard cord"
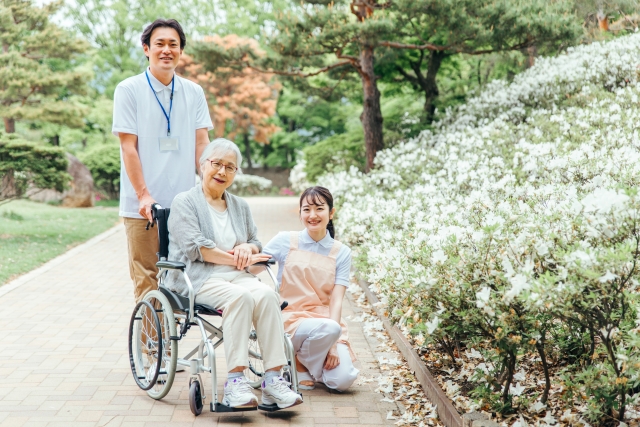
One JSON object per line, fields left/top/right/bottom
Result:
{"left": 145, "top": 70, "right": 175, "bottom": 136}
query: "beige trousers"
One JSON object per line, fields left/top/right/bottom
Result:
{"left": 196, "top": 273, "right": 287, "bottom": 372}
{"left": 124, "top": 218, "right": 159, "bottom": 303}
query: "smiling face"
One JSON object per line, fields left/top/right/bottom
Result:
{"left": 201, "top": 151, "right": 238, "bottom": 194}
{"left": 300, "top": 195, "right": 335, "bottom": 236}
{"left": 143, "top": 27, "right": 182, "bottom": 74}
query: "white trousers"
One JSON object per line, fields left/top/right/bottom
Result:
{"left": 196, "top": 273, "right": 287, "bottom": 372}
{"left": 292, "top": 318, "right": 359, "bottom": 391}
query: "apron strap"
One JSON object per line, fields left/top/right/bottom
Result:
{"left": 328, "top": 240, "right": 342, "bottom": 259}
{"left": 290, "top": 231, "right": 299, "bottom": 250}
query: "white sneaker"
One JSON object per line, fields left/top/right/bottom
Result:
{"left": 223, "top": 377, "right": 258, "bottom": 409}
{"left": 261, "top": 377, "right": 303, "bottom": 409}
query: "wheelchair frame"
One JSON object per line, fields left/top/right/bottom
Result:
{"left": 128, "top": 203, "right": 300, "bottom": 415}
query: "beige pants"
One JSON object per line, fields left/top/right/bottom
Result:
{"left": 124, "top": 217, "right": 159, "bottom": 303}
{"left": 196, "top": 273, "right": 287, "bottom": 372}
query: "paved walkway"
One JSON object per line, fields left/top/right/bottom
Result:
{"left": 0, "top": 197, "right": 399, "bottom": 427}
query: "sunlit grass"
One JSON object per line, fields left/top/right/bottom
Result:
{"left": 0, "top": 200, "right": 119, "bottom": 285}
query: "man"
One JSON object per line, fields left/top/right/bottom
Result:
{"left": 112, "top": 19, "right": 213, "bottom": 303}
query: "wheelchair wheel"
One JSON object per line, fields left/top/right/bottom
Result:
{"left": 128, "top": 300, "right": 162, "bottom": 391}
{"left": 189, "top": 380, "right": 203, "bottom": 416}
{"left": 245, "top": 329, "right": 264, "bottom": 388}
{"left": 142, "top": 290, "right": 178, "bottom": 400}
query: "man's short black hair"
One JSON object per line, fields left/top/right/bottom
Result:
{"left": 141, "top": 19, "right": 186, "bottom": 51}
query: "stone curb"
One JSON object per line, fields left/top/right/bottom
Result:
{"left": 356, "top": 278, "right": 463, "bottom": 427}
{"left": 0, "top": 222, "right": 124, "bottom": 298}
{"left": 357, "top": 278, "right": 503, "bottom": 427}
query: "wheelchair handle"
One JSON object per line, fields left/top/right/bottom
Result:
{"left": 146, "top": 203, "right": 164, "bottom": 230}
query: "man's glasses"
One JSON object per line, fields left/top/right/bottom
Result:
{"left": 207, "top": 159, "right": 238, "bottom": 175}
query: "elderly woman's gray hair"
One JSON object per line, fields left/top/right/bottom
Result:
{"left": 199, "top": 138, "right": 243, "bottom": 172}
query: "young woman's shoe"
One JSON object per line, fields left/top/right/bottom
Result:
{"left": 297, "top": 370, "right": 316, "bottom": 390}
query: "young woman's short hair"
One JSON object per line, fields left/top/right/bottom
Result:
{"left": 141, "top": 19, "right": 186, "bottom": 51}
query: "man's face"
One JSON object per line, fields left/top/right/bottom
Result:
{"left": 143, "top": 27, "right": 182, "bottom": 73}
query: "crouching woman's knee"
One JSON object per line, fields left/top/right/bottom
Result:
{"left": 324, "top": 366, "right": 358, "bottom": 392}
{"left": 323, "top": 354, "right": 359, "bottom": 392}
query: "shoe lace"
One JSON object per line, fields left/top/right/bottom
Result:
{"left": 228, "top": 379, "right": 253, "bottom": 397}
{"left": 269, "top": 378, "right": 293, "bottom": 393}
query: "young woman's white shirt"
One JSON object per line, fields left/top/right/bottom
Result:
{"left": 263, "top": 229, "right": 351, "bottom": 286}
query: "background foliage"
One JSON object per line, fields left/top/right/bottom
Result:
{"left": 324, "top": 34, "right": 640, "bottom": 424}
{"left": 5, "top": 0, "right": 638, "bottom": 197}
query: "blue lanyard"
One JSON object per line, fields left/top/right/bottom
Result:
{"left": 145, "top": 70, "right": 174, "bottom": 136}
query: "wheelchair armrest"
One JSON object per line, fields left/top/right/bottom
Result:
{"left": 156, "top": 261, "right": 186, "bottom": 271}
{"left": 254, "top": 258, "right": 276, "bottom": 266}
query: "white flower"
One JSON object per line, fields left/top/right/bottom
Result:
{"left": 476, "top": 287, "right": 491, "bottom": 304}
{"left": 432, "top": 250, "right": 447, "bottom": 264}
{"left": 510, "top": 382, "right": 526, "bottom": 396}
{"left": 599, "top": 271, "right": 618, "bottom": 283}
{"left": 530, "top": 401, "right": 546, "bottom": 413}
{"left": 425, "top": 316, "right": 440, "bottom": 335}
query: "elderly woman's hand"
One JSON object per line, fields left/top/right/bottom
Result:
{"left": 228, "top": 243, "right": 260, "bottom": 270}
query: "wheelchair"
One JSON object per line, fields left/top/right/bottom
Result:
{"left": 127, "top": 204, "right": 300, "bottom": 415}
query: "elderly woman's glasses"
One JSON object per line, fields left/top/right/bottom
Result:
{"left": 207, "top": 160, "right": 238, "bottom": 175}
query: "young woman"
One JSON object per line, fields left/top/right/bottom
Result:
{"left": 263, "top": 186, "right": 359, "bottom": 391}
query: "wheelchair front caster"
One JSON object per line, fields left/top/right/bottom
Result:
{"left": 189, "top": 380, "right": 203, "bottom": 416}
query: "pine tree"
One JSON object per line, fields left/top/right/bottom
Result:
{"left": 387, "top": 0, "right": 581, "bottom": 123}
{"left": 0, "top": 0, "right": 91, "bottom": 134}
{"left": 194, "top": 0, "right": 580, "bottom": 171}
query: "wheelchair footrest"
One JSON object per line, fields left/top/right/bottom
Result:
{"left": 211, "top": 402, "right": 257, "bottom": 413}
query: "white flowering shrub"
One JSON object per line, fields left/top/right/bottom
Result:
{"left": 288, "top": 153, "right": 310, "bottom": 193}
{"left": 326, "top": 34, "right": 640, "bottom": 423}
{"left": 229, "top": 173, "right": 272, "bottom": 196}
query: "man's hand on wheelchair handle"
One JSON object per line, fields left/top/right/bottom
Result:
{"left": 138, "top": 194, "right": 157, "bottom": 222}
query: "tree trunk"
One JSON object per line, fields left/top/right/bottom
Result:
{"left": 597, "top": 10, "right": 609, "bottom": 31}
{"left": 243, "top": 133, "right": 253, "bottom": 172}
{"left": 526, "top": 45, "right": 537, "bottom": 68}
{"left": 51, "top": 135, "right": 60, "bottom": 146}
{"left": 3, "top": 118, "right": 15, "bottom": 133}
{"left": 422, "top": 51, "right": 445, "bottom": 124}
{"left": 358, "top": 45, "right": 384, "bottom": 173}
{"left": 262, "top": 143, "right": 270, "bottom": 170}
{"left": 0, "top": 169, "right": 17, "bottom": 200}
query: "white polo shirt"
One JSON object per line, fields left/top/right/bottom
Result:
{"left": 112, "top": 67, "right": 213, "bottom": 218}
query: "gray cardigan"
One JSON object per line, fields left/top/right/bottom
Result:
{"left": 165, "top": 185, "right": 262, "bottom": 295}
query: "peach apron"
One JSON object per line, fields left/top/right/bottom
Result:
{"left": 280, "top": 232, "right": 356, "bottom": 361}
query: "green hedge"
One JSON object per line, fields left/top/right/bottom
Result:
{"left": 0, "top": 133, "right": 69, "bottom": 201}
{"left": 303, "top": 131, "right": 365, "bottom": 182}
{"left": 79, "top": 144, "right": 120, "bottom": 200}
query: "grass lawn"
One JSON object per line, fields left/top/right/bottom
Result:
{"left": 0, "top": 200, "right": 120, "bottom": 285}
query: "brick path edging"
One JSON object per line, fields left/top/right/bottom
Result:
{"left": 356, "top": 277, "right": 464, "bottom": 427}
{"left": 356, "top": 277, "right": 502, "bottom": 427}
{"left": 0, "top": 222, "right": 124, "bottom": 298}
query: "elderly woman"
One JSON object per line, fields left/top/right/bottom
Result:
{"left": 165, "top": 138, "right": 302, "bottom": 410}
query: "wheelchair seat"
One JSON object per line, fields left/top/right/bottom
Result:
{"left": 159, "top": 285, "right": 223, "bottom": 317}
{"left": 130, "top": 203, "right": 301, "bottom": 415}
